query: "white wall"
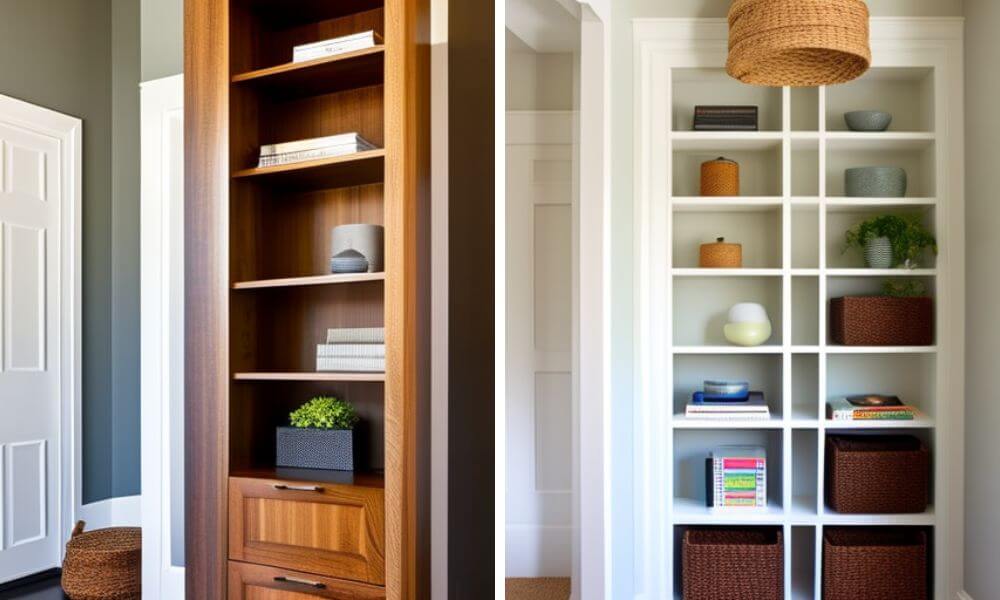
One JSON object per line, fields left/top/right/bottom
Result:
{"left": 507, "top": 31, "right": 575, "bottom": 111}
{"left": 608, "top": 2, "right": 965, "bottom": 598}
{"left": 963, "top": 2, "right": 999, "bottom": 597}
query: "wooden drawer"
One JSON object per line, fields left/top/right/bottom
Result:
{"left": 229, "top": 477, "right": 385, "bottom": 585}
{"left": 228, "top": 560, "right": 385, "bottom": 600}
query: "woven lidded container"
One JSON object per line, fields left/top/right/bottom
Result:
{"left": 727, "top": 0, "right": 871, "bottom": 87}
{"left": 682, "top": 528, "right": 783, "bottom": 600}
{"left": 826, "top": 435, "right": 929, "bottom": 514}
{"left": 823, "top": 527, "right": 927, "bottom": 600}
{"left": 62, "top": 521, "right": 141, "bottom": 600}
{"left": 699, "top": 237, "right": 743, "bottom": 268}
{"left": 829, "top": 296, "right": 933, "bottom": 346}
{"left": 700, "top": 157, "right": 739, "bottom": 196}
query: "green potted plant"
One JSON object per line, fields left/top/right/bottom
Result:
{"left": 843, "top": 214, "right": 937, "bottom": 269}
{"left": 276, "top": 396, "right": 360, "bottom": 471}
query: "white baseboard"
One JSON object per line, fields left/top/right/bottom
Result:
{"left": 78, "top": 495, "right": 142, "bottom": 530}
{"left": 506, "top": 524, "right": 573, "bottom": 577}
{"left": 958, "top": 591, "right": 974, "bottom": 600}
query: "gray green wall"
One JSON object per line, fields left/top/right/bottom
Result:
{"left": 0, "top": 0, "right": 141, "bottom": 504}
{"left": 141, "top": 0, "right": 183, "bottom": 81}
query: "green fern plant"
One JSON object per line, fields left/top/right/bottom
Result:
{"left": 882, "top": 279, "right": 928, "bottom": 298}
{"left": 289, "top": 396, "right": 359, "bottom": 430}
{"left": 843, "top": 214, "right": 937, "bottom": 268}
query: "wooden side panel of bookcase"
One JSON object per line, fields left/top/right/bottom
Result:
{"left": 383, "top": 0, "right": 431, "bottom": 598}
{"left": 185, "top": 0, "right": 230, "bottom": 597}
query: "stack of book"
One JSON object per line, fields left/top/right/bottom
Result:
{"left": 317, "top": 327, "right": 385, "bottom": 373}
{"left": 693, "top": 105, "right": 759, "bottom": 131}
{"left": 827, "top": 394, "right": 917, "bottom": 421}
{"left": 258, "top": 133, "right": 377, "bottom": 168}
{"left": 685, "top": 381, "right": 770, "bottom": 420}
{"left": 293, "top": 30, "right": 383, "bottom": 63}
{"left": 707, "top": 446, "right": 767, "bottom": 509}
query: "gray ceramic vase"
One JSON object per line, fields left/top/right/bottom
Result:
{"left": 844, "top": 110, "right": 892, "bottom": 132}
{"left": 864, "top": 236, "right": 894, "bottom": 268}
{"left": 845, "top": 167, "right": 907, "bottom": 198}
{"left": 331, "top": 224, "right": 384, "bottom": 273}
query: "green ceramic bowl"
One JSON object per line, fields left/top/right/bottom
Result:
{"left": 845, "top": 110, "right": 892, "bottom": 132}
{"left": 724, "top": 321, "right": 772, "bottom": 347}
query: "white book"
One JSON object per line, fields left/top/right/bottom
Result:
{"left": 260, "top": 133, "right": 375, "bottom": 157}
{"left": 294, "top": 30, "right": 381, "bottom": 54}
{"left": 317, "top": 343, "right": 386, "bottom": 358}
{"left": 326, "top": 327, "right": 385, "bottom": 344}
{"left": 258, "top": 143, "right": 373, "bottom": 167}
{"left": 293, "top": 32, "right": 382, "bottom": 63}
{"left": 316, "top": 356, "right": 386, "bottom": 373}
{"left": 685, "top": 408, "right": 770, "bottom": 420}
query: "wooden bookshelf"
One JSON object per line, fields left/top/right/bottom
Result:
{"left": 186, "top": 0, "right": 429, "bottom": 597}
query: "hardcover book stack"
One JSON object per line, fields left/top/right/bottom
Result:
{"left": 693, "top": 105, "right": 759, "bottom": 131}
{"left": 317, "top": 327, "right": 385, "bottom": 373}
{"left": 827, "top": 394, "right": 917, "bottom": 421}
{"left": 292, "top": 30, "right": 383, "bottom": 63}
{"left": 685, "top": 380, "right": 770, "bottom": 420}
{"left": 258, "top": 133, "right": 377, "bottom": 168}
{"left": 707, "top": 446, "right": 767, "bottom": 509}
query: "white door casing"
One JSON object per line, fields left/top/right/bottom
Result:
{"left": 140, "top": 74, "right": 185, "bottom": 599}
{"left": 0, "top": 95, "right": 81, "bottom": 583}
{"left": 506, "top": 111, "right": 575, "bottom": 577}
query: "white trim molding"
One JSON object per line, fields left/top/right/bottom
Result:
{"left": 78, "top": 496, "right": 141, "bottom": 530}
{"left": 958, "top": 591, "right": 974, "bottom": 600}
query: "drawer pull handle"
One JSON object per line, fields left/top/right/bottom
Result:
{"left": 274, "top": 576, "right": 326, "bottom": 589}
{"left": 273, "top": 484, "right": 324, "bottom": 492}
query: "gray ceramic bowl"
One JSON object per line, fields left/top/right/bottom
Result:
{"left": 845, "top": 166, "right": 908, "bottom": 198}
{"left": 844, "top": 110, "right": 893, "bottom": 132}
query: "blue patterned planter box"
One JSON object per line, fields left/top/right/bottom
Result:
{"left": 276, "top": 427, "right": 354, "bottom": 471}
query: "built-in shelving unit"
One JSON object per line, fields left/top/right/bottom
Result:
{"left": 633, "top": 19, "right": 964, "bottom": 600}
{"left": 186, "top": 0, "right": 428, "bottom": 598}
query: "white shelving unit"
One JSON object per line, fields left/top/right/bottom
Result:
{"left": 633, "top": 19, "right": 965, "bottom": 600}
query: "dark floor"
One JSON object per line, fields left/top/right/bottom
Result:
{"left": 0, "top": 573, "right": 66, "bottom": 600}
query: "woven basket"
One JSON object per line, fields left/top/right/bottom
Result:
{"left": 682, "top": 528, "right": 783, "bottom": 600}
{"left": 823, "top": 527, "right": 927, "bottom": 600}
{"left": 62, "top": 521, "right": 141, "bottom": 600}
{"left": 700, "top": 157, "right": 739, "bottom": 196}
{"left": 826, "top": 435, "right": 929, "bottom": 514}
{"left": 830, "top": 296, "right": 934, "bottom": 346}
{"left": 727, "top": 0, "right": 871, "bottom": 87}
{"left": 699, "top": 237, "right": 743, "bottom": 268}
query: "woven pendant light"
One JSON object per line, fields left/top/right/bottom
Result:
{"left": 726, "top": 0, "right": 871, "bottom": 87}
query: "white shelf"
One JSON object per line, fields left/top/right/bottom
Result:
{"left": 822, "top": 505, "right": 936, "bottom": 526}
{"left": 673, "top": 414, "right": 784, "bottom": 429}
{"left": 826, "top": 345, "right": 938, "bottom": 354}
{"left": 673, "top": 345, "right": 783, "bottom": 354}
{"left": 672, "top": 268, "right": 782, "bottom": 277}
{"left": 673, "top": 497, "right": 786, "bottom": 524}
{"left": 670, "top": 131, "right": 783, "bottom": 150}
{"left": 826, "top": 197, "right": 938, "bottom": 209}
{"left": 672, "top": 197, "right": 782, "bottom": 211}
{"left": 825, "top": 417, "right": 935, "bottom": 430}
{"left": 827, "top": 268, "right": 937, "bottom": 277}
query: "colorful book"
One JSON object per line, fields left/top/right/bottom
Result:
{"left": 827, "top": 396, "right": 917, "bottom": 421}
{"left": 686, "top": 391, "right": 769, "bottom": 420}
{"left": 711, "top": 446, "right": 766, "bottom": 510}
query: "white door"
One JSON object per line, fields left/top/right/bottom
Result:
{"left": 506, "top": 111, "right": 575, "bottom": 577}
{"left": 0, "top": 97, "right": 78, "bottom": 582}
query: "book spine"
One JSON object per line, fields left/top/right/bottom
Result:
{"left": 260, "top": 133, "right": 372, "bottom": 156}
{"left": 259, "top": 145, "right": 368, "bottom": 167}
{"left": 316, "top": 356, "right": 386, "bottom": 372}
{"left": 326, "top": 327, "right": 386, "bottom": 344}
{"left": 316, "top": 343, "right": 386, "bottom": 358}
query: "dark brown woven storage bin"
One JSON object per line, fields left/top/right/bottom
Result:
{"left": 826, "top": 435, "right": 929, "bottom": 514}
{"left": 823, "top": 527, "right": 927, "bottom": 600}
{"left": 62, "top": 521, "right": 141, "bottom": 600}
{"left": 830, "top": 296, "right": 934, "bottom": 346}
{"left": 682, "top": 528, "right": 783, "bottom": 600}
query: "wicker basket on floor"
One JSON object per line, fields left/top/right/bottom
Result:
{"left": 823, "top": 527, "right": 927, "bottom": 600}
{"left": 826, "top": 435, "right": 929, "bottom": 514}
{"left": 62, "top": 521, "right": 141, "bottom": 600}
{"left": 682, "top": 528, "right": 783, "bottom": 600}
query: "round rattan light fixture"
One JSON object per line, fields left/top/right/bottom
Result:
{"left": 726, "top": 0, "right": 871, "bottom": 87}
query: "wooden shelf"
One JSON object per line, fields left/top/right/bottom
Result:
{"left": 233, "top": 272, "right": 385, "bottom": 290}
{"left": 232, "top": 47, "right": 385, "bottom": 98}
{"left": 242, "top": 0, "right": 384, "bottom": 28}
{"left": 234, "top": 372, "right": 386, "bottom": 382}
{"left": 232, "top": 149, "right": 385, "bottom": 190}
{"left": 231, "top": 466, "right": 385, "bottom": 489}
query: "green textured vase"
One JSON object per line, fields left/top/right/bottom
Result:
{"left": 845, "top": 167, "right": 907, "bottom": 198}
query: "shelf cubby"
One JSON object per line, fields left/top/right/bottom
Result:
{"left": 672, "top": 354, "right": 783, "bottom": 421}
{"left": 790, "top": 526, "right": 817, "bottom": 600}
{"left": 791, "top": 205, "right": 820, "bottom": 268}
{"left": 790, "top": 87, "right": 820, "bottom": 132}
{"left": 671, "top": 207, "right": 782, "bottom": 269}
{"left": 671, "top": 68, "right": 783, "bottom": 131}
{"left": 791, "top": 138, "right": 820, "bottom": 197}
{"left": 792, "top": 277, "right": 820, "bottom": 346}
{"left": 672, "top": 140, "right": 782, "bottom": 197}
{"left": 825, "top": 138, "right": 936, "bottom": 198}
{"left": 825, "top": 206, "right": 937, "bottom": 269}
{"left": 791, "top": 354, "right": 820, "bottom": 422}
{"left": 825, "top": 67, "right": 935, "bottom": 133}
{"left": 826, "top": 354, "right": 937, "bottom": 420}
{"left": 791, "top": 429, "right": 818, "bottom": 517}
{"left": 672, "top": 276, "right": 783, "bottom": 347}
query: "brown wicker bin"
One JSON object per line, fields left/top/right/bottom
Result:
{"left": 829, "top": 296, "right": 933, "bottom": 346}
{"left": 682, "top": 528, "right": 783, "bottom": 600}
{"left": 62, "top": 521, "right": 141, "bottom": 600}
{"left": 826, "top": 435, "right": 929, "bottom": 514}
{"left": 823, "top": 527, "right": 927, "bottom": 600}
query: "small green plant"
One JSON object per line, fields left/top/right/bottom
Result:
{"left": 289, "top": 396, "right": 359, "bottom": 430}
{"left": 882, "top": 279, "right": 927, "bottom": 298}
{"left": 843, "top": 214, "right": 937, "bottom": 268}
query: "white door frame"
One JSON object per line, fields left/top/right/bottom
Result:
{"left": 139, "top": 74, "right": 185, "bottom": 599}
{"left": 0, "top": 94, "right": 82, "bottom": 569}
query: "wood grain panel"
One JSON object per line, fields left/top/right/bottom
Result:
{"left": 230, "top": 477, "right": 386, "bottom": 584}
{"left": 228, "top": 561, "right": 386, "bottom": 600}
{"left": 185, "top": 0, "right": 230, "bottom": 597}
{"left": 260, "top": 9, "right": 385, "bottom": 71}
{"left": 382, "top": 0, "right": 431, "bottom": 598}
{"left": 263, "top": 85, "right": 386, "bottom": 153}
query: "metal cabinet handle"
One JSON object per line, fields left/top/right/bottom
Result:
{"left": 274, "top": 575, "right": 326, "bottom": 589}
{"left": 273, "top": 483, "right": 323, "bottom": 492}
